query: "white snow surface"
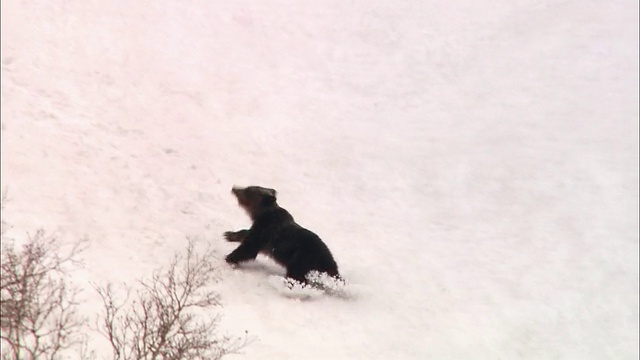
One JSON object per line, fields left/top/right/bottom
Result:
{"left": 1, "top": 0, "right": 638, "bottom": 359}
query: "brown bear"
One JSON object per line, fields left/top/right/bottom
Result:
{"left": 224, "top": 186, "right": 341, "bottom": 285}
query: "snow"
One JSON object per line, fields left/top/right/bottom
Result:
{"left": 1, "top": 0, "right": 638, "bottom": 359}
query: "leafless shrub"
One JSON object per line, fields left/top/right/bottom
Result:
{"left": 1, "top": 190, "right": 250, "bottom": 359}
{"left": 95, "top": 240, "right": 252, "bottom": 360}
{"left": 0, "top": 229, "right": 88, "bottom": 360}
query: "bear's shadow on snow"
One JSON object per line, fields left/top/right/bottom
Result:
{"left": 236, "top": 256, "right": 286, "bottom": 277}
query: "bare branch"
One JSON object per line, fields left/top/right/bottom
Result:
{"left": 94, "top": 239, "right": 252, "bottom": 360}
{"left": 1, "top": 229, "right": 88, "bottom": 360}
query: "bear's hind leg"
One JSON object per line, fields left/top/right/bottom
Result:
{"left": 285, "top": 267, "right": 309, "bottom": 286}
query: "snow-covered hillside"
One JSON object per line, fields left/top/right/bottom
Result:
{"left": 2, "top": 0, "right": 638, "bottom": 359}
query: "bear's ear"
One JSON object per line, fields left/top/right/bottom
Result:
{"left": 258, "top": 187, "right": 276, "bottom": 198}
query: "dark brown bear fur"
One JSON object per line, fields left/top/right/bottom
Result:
{"left": 224, "top": 186, "right": 341, "bottom": 284}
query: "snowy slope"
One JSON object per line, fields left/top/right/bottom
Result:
{"left": 1, "top": 0, "right": 638, "bottom": 359}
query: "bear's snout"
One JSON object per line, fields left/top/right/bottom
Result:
{"left": 231, "top": 186, "right": 245, "bottom": 196}
{"left": 231, "top": 187, "right": 251, "bottom": 209}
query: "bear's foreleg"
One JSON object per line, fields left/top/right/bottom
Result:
{"left": 223, "top": 229, "right": 249, "bottom": 242}
{"left": 225, "top": 239, "right": 260, "bottom": 265}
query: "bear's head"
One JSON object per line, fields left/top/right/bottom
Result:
{"left": 231, "top": 186, "right": 277, "bottom": 218}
